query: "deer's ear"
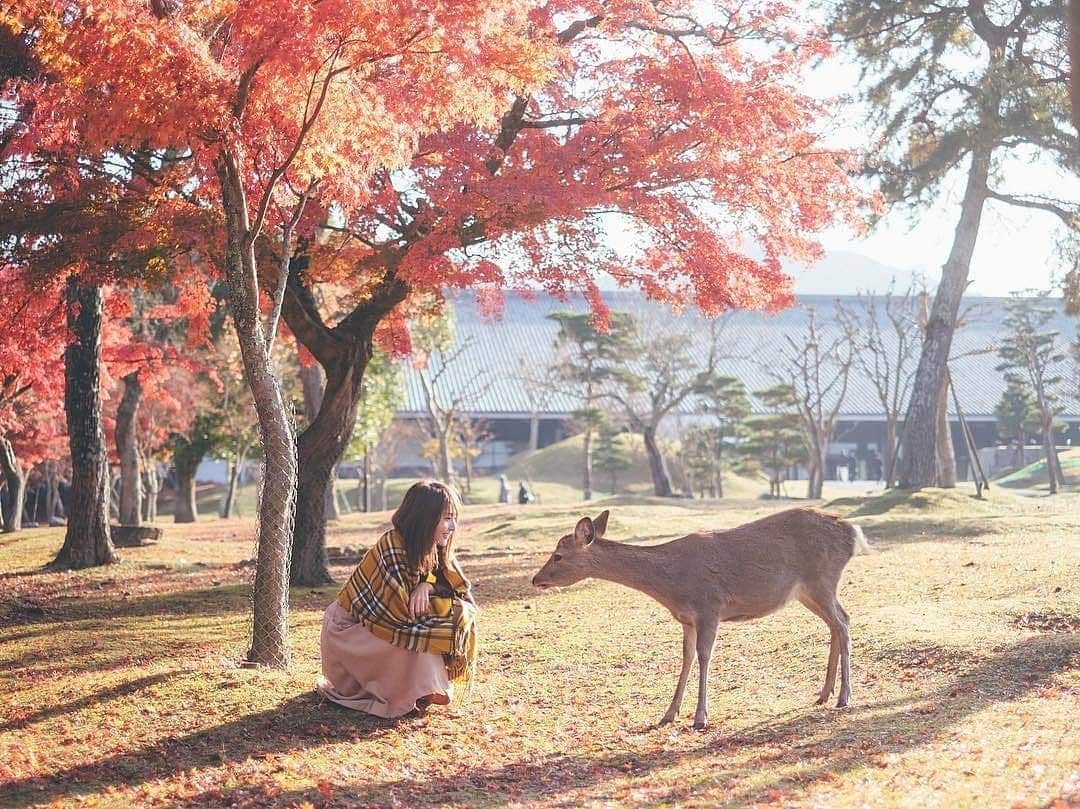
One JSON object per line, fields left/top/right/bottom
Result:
{"left": 574, "top": 516, "right": 595, "bottom": 546}
{"left": 593, "top": 510, "right": 609, "bottom": 538}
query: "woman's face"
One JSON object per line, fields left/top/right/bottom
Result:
{"left": 434, "top": 506, "right": 457, "bottom": 548}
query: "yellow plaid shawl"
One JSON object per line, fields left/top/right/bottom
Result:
{"left": 336, "top": 529, "right": 478, "bottom": 688}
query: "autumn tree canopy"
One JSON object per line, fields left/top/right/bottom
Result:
{"left": 282, "top": 0, "right": 866, "bottom": 582}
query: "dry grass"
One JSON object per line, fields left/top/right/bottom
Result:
{"left": 1, "top": 489, "right": 1078, "bottom": 808}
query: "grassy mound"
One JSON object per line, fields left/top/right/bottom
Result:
{"left": 838, "top": 485, "right": 1025, "bottom": 518}
{"left": 994, "top": 448, "right": 1080, "bottom": 490}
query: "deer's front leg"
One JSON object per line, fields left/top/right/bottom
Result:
{"left": 660, "top": 622, "right": 697, "bottom": 726}
{"left": 692, "top": 618, "right": 720, "bottom": 730}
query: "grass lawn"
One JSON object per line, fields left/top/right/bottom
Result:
{"left": 1, "top": 489, "right": 1078, "bottom": 808}
{"left": 994, "top": 448, "right": 1080, "bottom": 493}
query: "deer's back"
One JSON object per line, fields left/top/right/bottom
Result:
{"left": 655, "top": 508, "right": 857, "bottom": 610}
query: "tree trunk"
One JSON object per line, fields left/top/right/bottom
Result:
{"left": 935, "top": 379, "right": 956, "bottom": 488}
{"left": 437, "top": 428, "right": 453, "bottom": 484}
{"left": 804, "top": 433, "right": 826, "bottom": 499}
{"left": 0, "top": 436, "right": 25, "bottom": 533}
{"left": 173, "top": 451, "right": 199, "bottom": 523}
{"left": 899, "top": 150, "right": 990, "bottom": 489}
{"left": 143, "top": 459, "right": 159, "bottom": 523}
{"left": 1042, "top": 428, "right": 1059, "bottom": 495}
{"left": 220, "top": 443, "right": 248, "bottom": 518}
{"left": 218, "top": 153, "right": 297, "bottom": 667}
{"left": 292, "top": 344, "right": 369, "bottom": 586}
{"left": 529, "top": 411, "right": 540, "bottom": 451}
{"left": 116, "top": 371, "right": 144, "bottom": 526}
{"left": 46, "top": 459, "right": 61, "bottom": 522}
{"left": 884, "top": 418, "right": 898, "bottom": 488}
{"left": 283, "top": 251, "right": 407, "bottom": 586}
{"left": 642, "top": 425, "right": 674, "bottom": 497}
{"left": 582, "top": 427, "right": 593, "bottom": 501}
{"left": 51, "top": 278, "right": 118, "bottom": 570}
{"left": 299, "top": 362, "right": 339, "bottom": 522}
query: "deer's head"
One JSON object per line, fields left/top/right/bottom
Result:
{"left": 532, "top": 510, "right": 609, "bottom": 588}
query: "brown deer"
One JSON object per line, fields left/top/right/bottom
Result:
{"left": 532, "top": 507, "right": 869, "bottom": 729}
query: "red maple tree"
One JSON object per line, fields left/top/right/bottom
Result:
{"left": 4, "top": 0, "right": 561, "bottom": 664}
{"left": 282, "top": 1, "right": 866, "bottom": 583}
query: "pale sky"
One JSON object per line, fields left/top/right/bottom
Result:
{"left": 802, "top": 47, "right": 1076, "bottom": 298}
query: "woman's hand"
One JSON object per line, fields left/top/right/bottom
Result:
{"left": 409, "top": 582, "right": 434, "bottom": 620}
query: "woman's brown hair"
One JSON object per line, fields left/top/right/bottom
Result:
{"left": 392, "top": 480, "right": 460, "bottom": 575}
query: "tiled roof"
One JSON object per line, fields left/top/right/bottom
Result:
{"left": 398, "top": 291, "right": 1080, "bottom": 421}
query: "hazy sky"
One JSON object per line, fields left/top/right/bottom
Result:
{"left": 803, "top": 49, "right": 1075, "bottom": 298}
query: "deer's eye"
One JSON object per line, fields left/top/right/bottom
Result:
{"left": 553, "top": 554, "right": 562, "bottom": 562}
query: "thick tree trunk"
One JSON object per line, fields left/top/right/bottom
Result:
{"left": 0, "top": 436, "right": 25, "bottom": 533}
{"left": 642, "top": 425, "right": 674, "bottom": 497}
{"left": 292, "top": 346, "right": 368, "bottom": 586}
{"left": 218, "top": 153, "right": 297, "bottom": 667}
{"left": 899, "top": 151, "right": 990, "bottom": 488}
{"left": 299, "top": 362, "right": 339, "bottom": 522}
{"left": 281, "top": 249, "right": 407, "bottom": 587}
{"left": 935, "top": 379, "right": 956, "bottom": 488}
{"left": 116, "top": 371, "right": 143, "bottom": 526}
{"left": 173, "top": 451, "right": 199, "bottom": 523}
{"left": 51, "top": 279, "right": 118, "bottom": 570}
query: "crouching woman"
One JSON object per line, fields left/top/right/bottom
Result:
{"left": 317, "top": 480, "right": 477, "bottom": 718}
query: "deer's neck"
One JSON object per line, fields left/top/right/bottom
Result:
{"left": 590, "top": 539, "right": 683, "bottom": 611}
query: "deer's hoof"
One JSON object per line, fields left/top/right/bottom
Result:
{"left": 658, "top": 714, "right": 675, "bottom": 727}
{"left": 692, "top": 720, "right": 708, "bottom": 731}
{"left": 835, "top": 696, "right": 849, "bottom": 709}
{"left": 814, "top": 695, "right": 829, "bottom": 706}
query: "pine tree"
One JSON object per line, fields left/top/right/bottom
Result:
{"left": 827, "top": 0, "right": 1077, "bottom": 489}
{"left": 741, "top": 385, "right": 808, "bottom": 499}
{"left": 994, "top": 378, "right": 1041, "bottom": 470}
{"left": 996, "top": 294, "right": 1068, "bottom": 492}
{"left": 548, "top": 312, "right": 638, "bottom": 501}
{"left": 692, "top": 373, "right": 751, "bottom": 498}
{"left": 593, "top": 422, "right": 632, "bottom": 495}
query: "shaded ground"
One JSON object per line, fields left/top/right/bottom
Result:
{"left": 1, "top": 491, "right": 1078, "bottom": 808}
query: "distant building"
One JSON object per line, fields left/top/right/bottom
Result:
{"left": 389, "top": 290, "right": 1079, "bottom": 481}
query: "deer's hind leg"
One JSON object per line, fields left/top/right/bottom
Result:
{"left": 692, "top": 616, "right": 720, "bottom": 730}
{"left": 660, "top": 622, "right": 697, "bottom": 726}
{"left": 797, "top": 584, "right": 850, "bottom": 708}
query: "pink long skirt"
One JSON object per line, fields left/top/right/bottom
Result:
{"left": 317, "top": 601, "right": 451, "bottom": 718}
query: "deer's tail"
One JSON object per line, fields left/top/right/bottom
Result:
{"left": 850, "top": 524, "right": 872, "bottom": 556}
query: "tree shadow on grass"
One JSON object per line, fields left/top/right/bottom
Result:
{"left": 5, "top": 634, "right": 1075, "bottom": 808}
{"left": 0, "top": 672, "right": 180, "bottom": 733}
{"left": 0, "top": 691, "right": 400, "bottom": 807}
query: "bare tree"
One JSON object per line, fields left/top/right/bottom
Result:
{"left": 844, "top": 287, "right": 921, "bottom": 487}
{"left": 771, "top": 307, "right": 856, "bottom": 499}
{"left": 364, "top": 419, "right": 420, "bottom": 511}
{"left": 517, "top": 356, "right": 562, "bottom": 452}
{"left": 455, "top": 415, "right": 492, "bottom": 496}
{"left": 415, "top": 333, "right": 491, "bottom": 487}
{"left": 600, "top": 328, "right": 713, "bottom": 498}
